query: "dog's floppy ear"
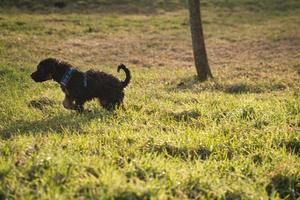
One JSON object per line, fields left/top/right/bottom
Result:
{"left": 52, "top": 59, "right": 67, "bottom": 81}
{"left": 44, "top": 58, "right": 59, "bottom": 78}
{"left": 51, "top": 61, "right": 58, "bottom": 76}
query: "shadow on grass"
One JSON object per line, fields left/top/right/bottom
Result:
{"left": 168, "top": 110, "right": 202, "bottom": 122}
{"left": 171, "top": 176, "right": 217, "bottom": 199}
{"left": 28, "top": 97, "right": 57, "bottom": 111}
{"left": 0, "top": 110, "right": 115, "bottom": 140}
{"left": 283, "top": 139, "right": 300, "bottom": 157}
{"left": 141, "top": 141, "right": 211, "bottom": 161}
{"left": 125, "top": 165, "right": 169, "bottom": 182}
{"left": 75, "top": 184, "right": 151, "bottom": 200}
{"left": 170, "top": 76, "right": 287, "bottom": 94}
{"left": 266, "top": 174, "right": 300, "bottom": 200}
{"left": 222, "top": 191, "right": 243, "bottom": 200}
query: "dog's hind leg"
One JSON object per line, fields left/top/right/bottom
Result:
{"left": 98, "top": 98, "right": 115, "bottom": 110}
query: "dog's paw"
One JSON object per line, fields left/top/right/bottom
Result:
{"left": 85, "top": 108, "right": 92, "bottom": 113}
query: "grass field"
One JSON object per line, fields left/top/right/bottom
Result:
{"left": 0, "top": 0, "right": 300, "bottom": 199}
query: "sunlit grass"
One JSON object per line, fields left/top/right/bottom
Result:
{"left": 0, "top": 0, "right": 299, "bottom": 199}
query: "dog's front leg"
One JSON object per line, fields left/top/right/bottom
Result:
{"left": 63, "top": 95, "right": 77, "bottom": 110}
{"left": 76, "top": 105, "right": 84, "bottom": 113}
{"left": 75, "top": 99, "right": 85, "bottom": 113}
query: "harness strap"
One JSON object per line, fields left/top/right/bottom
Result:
{"left": 60, "top": 68, "right": 76, "bottom": 87}
{"left": 60, "top": 68, "right": 88, "bottom": 88}
{"left": 83, "top": 73, "right": 88, "bottom": 87}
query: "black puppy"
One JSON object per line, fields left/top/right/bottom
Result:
{"left": 31, "top": 58, "right": 131, "bottom": 112}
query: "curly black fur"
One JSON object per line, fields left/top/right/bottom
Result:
{"left": 31, "top": 58, "right": 131, "bottom": 112}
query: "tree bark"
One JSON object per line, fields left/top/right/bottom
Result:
{"left": 187, "top": 0, "right": 213, "bottom": 81}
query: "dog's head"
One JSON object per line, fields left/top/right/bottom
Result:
{"left": 31, "top": 58, "right": 58, "bottom": 82}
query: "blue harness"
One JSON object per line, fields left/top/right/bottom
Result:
{"left": 60, "top": 68, "right": 88, "bottom": 87}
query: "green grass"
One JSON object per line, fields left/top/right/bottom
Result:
{"left": 0, "top": 0, "right": 300, "bottom": 199}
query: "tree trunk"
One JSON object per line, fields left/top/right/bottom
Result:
{"left": 187, "top": 0, "right": 213, "bottom": 81}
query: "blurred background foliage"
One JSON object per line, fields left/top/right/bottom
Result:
{"left": 0, "top": 0, "right": 299, "bottom": 13}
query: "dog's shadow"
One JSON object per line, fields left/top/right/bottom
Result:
{"left": 1, "top": 110, "right": 116, "bottom": 140}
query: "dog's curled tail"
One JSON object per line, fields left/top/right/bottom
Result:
{"left": 118, "top": 64, "right": 131, "bottom": 88}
